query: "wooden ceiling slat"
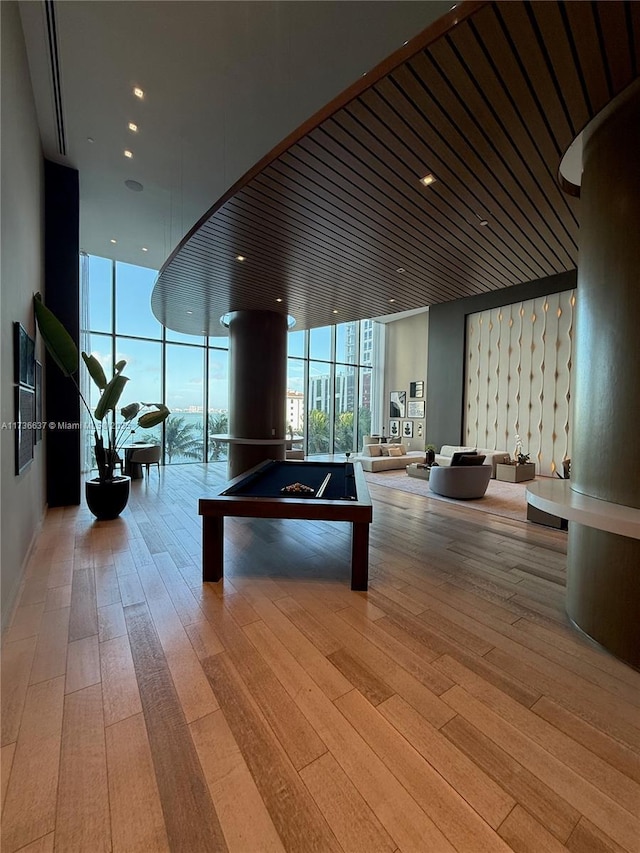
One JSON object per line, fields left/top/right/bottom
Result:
{"left": 494, "top": 2, "right": 575, "bottom": 155}
{"left": 255, "top": 173, "right": 494, "bottom": 308}
{"left": 188, "top": 197, "right": 465, "bottom": 312}
{"left": 154, "top": 1, "right": 637, "bottom": 337}
{"left": 295, "top": 127, "right": 523, "bottom": 286}
{"left": 388, "top": 58, "right": 569, "bottom": 274}
{"left": 212, "top": 193, "right": 456, "bottom": 304}
{"left": 247, "top": 167, "right": 475, "bottom": 298}
{"left": 344, "top": 87, "right": 564, "bottom": 276}
{"left": 274, "top": 135, "right": 509, "bottom": 289}
{"left": 561, "top": 1, "right": 611, "bottom": 119}
{"left": 471, "top": 5, "right": 578, "bottom": 201}
{"left": 595, "top": 1, "right": 635, "bottom": 95}
{"left": 320, "top": 103, "right": 540, "bottom": 282}
{"left": 422, "top": 25, "right": 578, "bottom": 263}
{"left": 528, "top": 2, "right": 591, "bottom": 136}
{"left": 632, "top": 4, "right": 640, "bottom": 79}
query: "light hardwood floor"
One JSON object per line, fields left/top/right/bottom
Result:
{"left": 2, "top": 463, "right": 639, "bottom": 852}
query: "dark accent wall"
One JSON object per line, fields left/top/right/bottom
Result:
{"left": 44, "top": 160, "right": 80, "bottom": 506}
{"left": 426, "top": 271, "right": 576, "bottom": 450}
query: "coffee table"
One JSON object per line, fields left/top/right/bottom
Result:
{"left": 406, "top": 463, "right": 431, "bottom": 480}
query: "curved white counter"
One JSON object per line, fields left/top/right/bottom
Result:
{"left": 526, "top": 479, "right": 640, "bottom": 540}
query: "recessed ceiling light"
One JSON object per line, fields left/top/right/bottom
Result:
{"left": 125, "top": 179, "right": 143, "bottom": 192}
{"left": 133, "top": 87, "right": 144, "bottom": 99}
{"left": 389, "top": 298, "right": 396, "bottom": 303}
{"left": 396, "top": 267, "right": 405, "bottom": 273}
{"left": 110, "top": 239, "right": 117, "bottom": 244}
{"left": 87, "top": 137, "right": 95, "bottom": 144}
{"left": 420, "top": 173, "right": 436, "bottom": 187}
{"left": 186, "top": 310, "right": 193, "bottom": 315}
{"left": 124, "top": 149, "right": 133, "bottom": 159}
{"left": 235, "top": 255, "right": 245, "bottom": 262}
{"left": 141, "top": 247, "right": 148, "bottom": 252}
{"left": 276, "top": 298, "right": 282, "bottom": 303}
{"left": 333, "top": 309, "right": 339, "bottom": 314}
{"left": 128, "top": 122, "right": 138, "bottom": 133}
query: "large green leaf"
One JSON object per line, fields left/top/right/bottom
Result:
{"left": 33, "top": 294, "right": 78, "bottom": 376}
{"left": 94, "top": 374, "right": 129, "bottom": 420}
{"left": 81, "top": 352, "right": 108, "bottom": 390}
{"left": 121, "top": 402, "right": 140, "bottom": 422}
{"left": 138, "top": 405, "right": 170, "bottom": 428}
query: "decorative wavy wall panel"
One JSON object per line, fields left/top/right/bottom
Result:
{"left": 465, "top": 291, "right": 575, "bottom": 476}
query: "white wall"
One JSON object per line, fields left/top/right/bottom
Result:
{"left": 1, "top": 1, "right": 47, "bottom": 629}
{"left": 383, "top": 312, "right": 428, "bottom": 451}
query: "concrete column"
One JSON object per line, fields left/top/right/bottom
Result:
{"left": 227, "top": 310, "right": 288, "bottom": 479}
{"left": 567, "top": 83, "right": 640, "bottom": 667}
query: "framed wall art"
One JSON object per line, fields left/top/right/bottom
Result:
{"left": 35, "top": 360, "right": 43, "bottom": 443}
{"left": 15, "top": 385, "right": 35, "bottom": 474}
{"left": 409, "top": 380, "right": 424, "bottom": 398}
{"left": 14, "top": 322, "right": 35, "bottom": 388}
{"left": 407, "top": 400, "right": 425, "bottom": 419}
{"left": 389, "top": 419, "right": 400, "bottom": 438}
{"left": 389, "top": 390, "right": 406, "bottom": 418}
{"left": 402, "top": 420, "right": 413, "bottom": 438}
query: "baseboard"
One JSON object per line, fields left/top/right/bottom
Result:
{"left": 0, "top": 505, "right": 47, "bottom": 636}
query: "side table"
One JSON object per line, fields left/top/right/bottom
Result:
{"left": 496, "top": 462, "right": 535, "bottom": 482}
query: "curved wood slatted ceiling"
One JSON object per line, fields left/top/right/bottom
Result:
{"left": 152, "top": 0, "right": 639, "bottom": 335}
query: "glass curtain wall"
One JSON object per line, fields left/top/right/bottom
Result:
{"left": 83, "top": 254, "right": 382, "bottom": 465}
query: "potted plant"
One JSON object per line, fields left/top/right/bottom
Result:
{"left": 425, "top": 443, "right": 436, "bottom": 466}
{"left": 34, "top": 294, "right": 170, "bottom": 519}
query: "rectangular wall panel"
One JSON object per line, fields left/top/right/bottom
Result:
{"left": 465, "top": 291, "right": 575, "bottom": 475}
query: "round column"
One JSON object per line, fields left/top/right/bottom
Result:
{"left": 567, "top": 83, "right": 640, "bottom": 667}
{"left": 227, "top": 310, "right": 288, "bottom": 479}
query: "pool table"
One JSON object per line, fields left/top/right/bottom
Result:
{"left": 198, "top": 459, "right": 373, "bottom": 590}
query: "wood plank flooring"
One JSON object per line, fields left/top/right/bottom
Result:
{"left": 2, "top": 462, "right": 639, "bottom": 852}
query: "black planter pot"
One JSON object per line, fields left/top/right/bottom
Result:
{"left": 85, "top": 476, "right": 131, "bottom": 520}
{"left": 425, "top": 449, "right": 436, "bottom": 466}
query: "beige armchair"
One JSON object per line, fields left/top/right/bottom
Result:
{"left": 128, "top": 444, "right": 161, "bottom": 476}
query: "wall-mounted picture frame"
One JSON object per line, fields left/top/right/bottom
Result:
{"left": 407, "top": 400, "right": 425, "bottom": 419}
{"left": 409, "top": 380, "right": 424, "bottom": 399}
{"left": 389, "top": 419, "right": 400, "bottom": 438}
{"left": 417, "top": 422, "right": 423, "bottom": 438}
{"left": 35, "top": 360, "right": 43, "bottom": 443}
{"left": 402, "top": 420, "right": 413, "bottom": 439}
{"left": 14, "top": 322, "right": 35, "bottom": 388}
{"left": 15, "top": 385, "right": 34, "bottom": 474}
{"left": 389, "top": 390, "right": 406, "bottom": 418}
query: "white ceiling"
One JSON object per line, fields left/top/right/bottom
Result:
{"left": 19, "top": 0, "right": 452, "bottom": 273}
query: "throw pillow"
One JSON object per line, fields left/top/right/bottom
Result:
{"left": 380, "top": 445, "right": 390, "bottom": 456}
{"left": 367, "top": 444, "right": 382, "bottom": 457}
{"left": 388, "top": 445, "right": 403, "bottom": 457}
{"left": 397, "top": 443, "right": 406, "bottom": 455}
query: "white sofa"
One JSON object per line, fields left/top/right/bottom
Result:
{"left": 435, "top": 445, "right": 511, "bottom": 478}
{"left": 355, "top": 441, "right": 424, "bottom": 472}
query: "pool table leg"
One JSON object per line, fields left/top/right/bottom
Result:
{"left": 202, "top": 516, "right": 224, "bottom": 582}
{"left": 351, "top": 521, "right": 369, "bottom": 591}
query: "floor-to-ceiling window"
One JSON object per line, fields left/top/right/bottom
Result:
{"left": 83, "top": 253, "right": 383, "bottom": 466}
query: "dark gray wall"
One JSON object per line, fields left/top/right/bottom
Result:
{"left": 44, "top": 161, "right": 80, "bottom": 506}
{"left": 426, "top": 271, "right": 577, "bottom": 450}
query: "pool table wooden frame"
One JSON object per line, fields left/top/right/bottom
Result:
{"left": 198, "top": 460, "right": 373, "bottom": 590}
